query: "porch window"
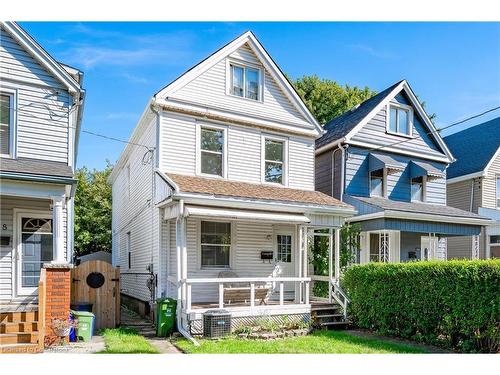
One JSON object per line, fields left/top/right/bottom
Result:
{"left": 264, "top": 138, "right": 285, "bottom": 184}
{"left": 277, "top": 235, "right": 292, "bottom": 263}
{"left": 370, "top": 169, "right": 384, "bottom": 197}
{"left": 369, "top": 233, "right": 389, "bottom": 263}
{"left": 0, "top": 93, "right": 12, "bottom": 156}
{"left": 201, "top": 221, "right": 231, "bottom": 268}
{"left": 411, "top": 176, "right": 424, "bottom": 202}
{"left": 229, "top": 63, "right": 261, "bottom": 101}
{"left": 200, "top": 127, "right": 224, "bottom": 176}
{"left": 388, "top": 103, "right": 412, "bottom": 136}
{"left": 21, "top": 218, "right": 53, "bottom": 287}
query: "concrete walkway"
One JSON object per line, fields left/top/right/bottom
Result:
{"left": 120, "top": 306, "right": 181, "bottom": 354}
{"left": 44, "top": 335, "right": 105, "bottom": 354}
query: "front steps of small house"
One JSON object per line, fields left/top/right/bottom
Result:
{"left": 0, "top": 306, "right": 42, "bottom": 353}
{"left": 311, "top": 300, "right": 349, "bottom": 329}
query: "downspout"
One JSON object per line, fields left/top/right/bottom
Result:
{"left": 332, "top": 143, "right": 347, "bottom": 202}
{"left": 175, "top": 199, "right": 199, "bottom": 346}
{"left": 470, "top": 179, "right": 475, "bottom": 212}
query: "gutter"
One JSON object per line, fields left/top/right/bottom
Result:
{"left": 0, "top": 172, "right": 77, "bottom": 185}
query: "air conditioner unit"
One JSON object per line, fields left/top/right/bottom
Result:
{"left": 203, "top": 309, "right": 231, "bottom": 339}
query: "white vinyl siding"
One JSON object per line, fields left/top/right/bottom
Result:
{"left": 169, "top": 43, "right": 310, "bottom": 128}
{"left": 1, "top": 27, "right": 70, "bottom": 163}
{"left": 482, "top": 155, "right": 500, "bottom": 209}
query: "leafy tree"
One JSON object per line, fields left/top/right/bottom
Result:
{"left": 290, "top": 75, "right": 376, "bottom": 125}
{"left": 74, "top": 163, "right": 113, "bottom": 257}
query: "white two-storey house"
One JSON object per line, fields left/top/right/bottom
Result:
{"left": 109, "top": 31, "right": 355, "bottom": 338}
{"left": 0, "top": 22, "right": 84, "bottom": 305}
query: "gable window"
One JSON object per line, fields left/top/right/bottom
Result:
{"left": 497, "top": 176, "right": 500, "bottom": 208}
{"left": 411, "top": 176, "right": 425, "bottom": 202}
{"left": 201, "top": 221, "right": 231, "bottom": 268}
{"left": 388, "top": 103, "right": 413, "bottom": 136}
{"left": 0, "top": 93, "right": 13, "bottom": 156}
{"left": 263, "top": 137, "right": 286, "bottom": 184}
{"left": 229, "top": 63, "right": 261, "bottom": 101}
{"left": 200, "top": 126, "right": 225, "bottom": 177}
{"left": 370, "top": 169, "right": 384, "bottom": 197}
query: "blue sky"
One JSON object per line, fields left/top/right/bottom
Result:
{"left": 20, "top": 22, "right": 500, "bottom": 170}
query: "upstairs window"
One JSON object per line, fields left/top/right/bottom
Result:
{"left": 0, "top": 93, "right": 12, "bottom": 156}
{"left": 388, "top": 103, "right": 412, "bottom": 136}
{"left": 229, "top": 63, "right": 261, "bottom": 101}
{"left": 263, "top": 138, "right": 285, "bottom": 184}
{"left": 200, "top": 126, "right": 225, "bottom": 177}
{"left": 370, "top": 169, "right": 384, "bottom": 197}
{"left": 411, "top": 176, "right": 425, "bottom": 202}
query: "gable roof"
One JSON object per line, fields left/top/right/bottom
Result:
{"left": 444, "top": 117, "right": 500, "bottom": 180}
{"left": 315, "top": 80, "right": 454, "bottom": 162}
{"left": 1, "top": 21, "right": 82, "bottom": 94}
{"left": 154, "top": 31, "right": 322, "bottom": 135}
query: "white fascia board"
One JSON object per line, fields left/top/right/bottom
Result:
{"left": 349, "top": 210, "right": 493, "bottom": 226}
{"left": 155, "top": 31, "right": 321, "bottom": 135}
{"left": 446, "top": 171, "right": 486, "bottom": 184}
{"left": 155, "top": 98, "right": 320, "bottom": 138}
{"left": 172, "top": 192, "right": 357, "bottom": 217}
{"left": 155, "top": 169, "right": 179, "bottom": 192}
{"left": 2, "top": 22, "right": 82, "bottom": 94}
{"left": 484, "top": 146, "right": 500, "bottom": 175}
{"left": 108, "top": 99, "right": 155, "bottom": 184}
{"left": 347, "top": 139, "right": 451, "bottom": 163}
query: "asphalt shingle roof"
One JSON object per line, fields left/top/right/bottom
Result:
{"left": 167, "top": 173, "right": 354, "bottom": 210}
{"left": 0, "top": 157, "right": 73, "bottom": 178}
{"left": 352, "top": 196, "right": 486, "bottom": 219}
{"left": 315, "top": 81, "right": 403, "bottom": 149}
{"left": 444, "top": 117, "right": 500, "bottom": 179}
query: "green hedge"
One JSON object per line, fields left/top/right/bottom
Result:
{"left": 342, "top": 260, "right": 500, "bottom": 353}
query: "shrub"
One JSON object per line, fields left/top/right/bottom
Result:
{"left": 342, "top": 260, "right": 500, "bottom": 353}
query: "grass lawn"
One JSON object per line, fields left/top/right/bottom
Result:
{"left": 99, "top": 327, "right": 159, "bottom": 354}
{"left": 175, "top": 330, "right": 429, "bottom": 354}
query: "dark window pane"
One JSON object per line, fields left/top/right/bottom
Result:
{"left": 201, "top": 245, "right": 230, "bottom": 267}
{"left": 245, "top": 68, "right": 259, "bottom": 100}
{"left": 201, "top": 151, "right": 222, "bottom": 176}
{"left": 201, "top": 128, "right": 223, "bottom": 152}
{"left": 231, "top": 65, "right": 244, "bottom": 97}
{"left": 265, "top": 162, "right": 283, "bottom": 184}
{"left": 0, "top": 95, "right": 9, "bottom": 125}
{"left": 265, "top": 139, "right": 283, "bottom": 162}
{"left": 370, "top": 175, "right": 383, "bottom": 197}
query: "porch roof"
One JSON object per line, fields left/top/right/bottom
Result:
{"left": 0, "top": 157, "right": 74, "bottom": 179}
{"left": 166, "top": 173, "right": 354, "bottom": 210}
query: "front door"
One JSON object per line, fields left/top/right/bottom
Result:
{"left": 16, "top": 213, "right": 54, "bottom": 296}
{"left": 275, "top": 232, "right": 295, "bottom": 292}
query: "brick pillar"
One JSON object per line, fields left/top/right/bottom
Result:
{"left": 43, "top": 264, "right": 72, "bottom": 346}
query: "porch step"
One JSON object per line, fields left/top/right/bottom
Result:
{"left": 0, "top": 343, "right": 41, "bottom": 354}
{"left": 311, "top": 302, "right": 348, "bottom": 330}
{"left": 320, "top": 321, "right": 348, "bottom": 328}
{"left": 0, "top": 311, "right": 38, "bottom": 323}
{"left": 0, "top": 321, "right": 38, "bottom": 333}
{"left": 0, "top": 332, "right": 38, "bottom": 345}
{"left": 314, "top": 313, "right": 344, "bottom": 319}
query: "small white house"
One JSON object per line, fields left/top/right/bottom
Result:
{"left": 109, "top": 31, "right": 355, "bottom": 337}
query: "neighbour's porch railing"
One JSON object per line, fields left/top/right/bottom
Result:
{"left": 181, "top": 277, "right": 311, "bottom": 311}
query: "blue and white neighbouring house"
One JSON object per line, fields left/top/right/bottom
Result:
{"left": 444, "top": 118, "right": 500, "bottom": 259}
{"left": 0, "top": 22, "right": 84, "bottom": 304}
{"left": 315, "top": 80, "right": 492, "bottom": 264}
{"left": 109, "top": 31, "right": 356, "bottom": 339}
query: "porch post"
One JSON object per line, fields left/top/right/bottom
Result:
{"left": 328, "top": 228, "right": 333, "bottom": 303}
{"left": 302, "top": 226, "right": 309, "bottom": 304}
{"left": 51, "top": 196, "right": 65, "bottom": 264}
{"left": 181, "top": 216, "right": 188, "bottom": 302}
{"left": 334, "top": 227, "right": 341, "bottom": 281}
{"left": 175, "top": 217, "right": 182, "bottom": 301}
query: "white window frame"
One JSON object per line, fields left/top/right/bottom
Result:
{"left": 411, "top": 175, "right": 427, "bottom": 203}
{"left": 0, "top": 88, "right": 17, "bottom": 158}
{"left": 261, "top": 134, "right": 288, "bottom": 186}
{"left": 226, "top": 59, "right": 264, "bottom": 103}
{"left": 386, "top": 102, "right": 414, "bottom": 138}
{"left": 369, "top": 169, "right": 386, "bottom": 198}
{"left": 197, "top": 219, "right": 233, "bottom": 270}
{"left": 196, "top": 122, "right": 228, "bottom": 179}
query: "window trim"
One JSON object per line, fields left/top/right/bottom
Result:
{"left": 369, "top": 169, "right": 386, "bottom": 198}
{"left": 411, "top": 175, "right": 427, "bottom": 203}
{"left": 386, "top": 102, "right": 414, "bottom": 138}
{"left": 197, "top": 219, "right": 233, "bottom": 270}
{"left": 225, "top": 59, "right": 264, "bottom": 103}
{"left": 0, "top": 88, "right": 17, "bottom": 159}
{"left": 261, "top": 134, "right": 288, "bottom": 186}
{"left": 196, "top": 122, "right": 228, "bottom": 179}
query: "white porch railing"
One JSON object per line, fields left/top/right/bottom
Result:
{"left": 311, "top": 275, "right": 350, "bottom": 320}
{"left": 181, "top": 277, "right": 311, "bottom": 311}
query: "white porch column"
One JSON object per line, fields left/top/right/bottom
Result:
{"left": 51, "top": 196, "right": 66, "bottom": 264}
{"left": 328, "top": 228, "right": 333, "bottom": 303}
{"left": 175, "top": 217, "right": 182, "bottom": 301}
{"left": 334, "top": 227, "right": 341, "bottom": 281}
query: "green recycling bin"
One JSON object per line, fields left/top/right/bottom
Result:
{"left": 156, "top": 298, "right": 177, "bottom": 337}
{"left": 71, "top": 310, "right": 95, "bottom": 342}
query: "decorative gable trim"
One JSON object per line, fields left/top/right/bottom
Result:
{"left": 1, "top": 22, "right": 82, "bottom": 94}
{"left": 341, "top": 80, "right": 454, "bottom": 163}
{"left": 154, "top": 31, "right": 322, "bottom": 135}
